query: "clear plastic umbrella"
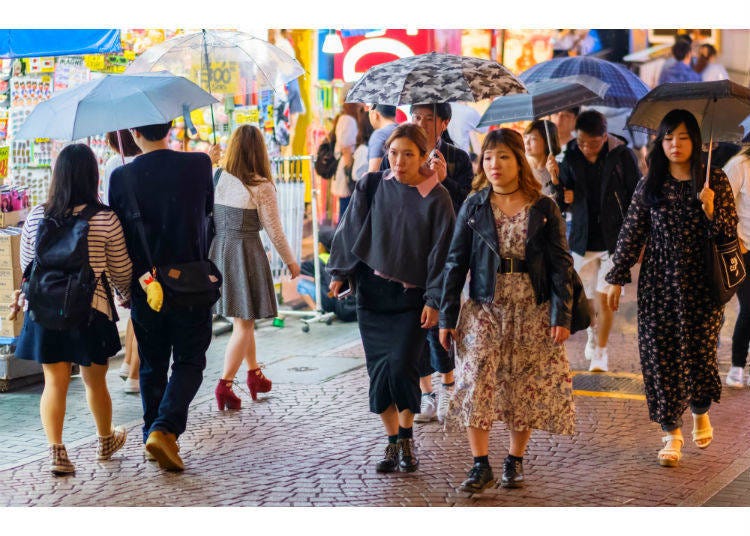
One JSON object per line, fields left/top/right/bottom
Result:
{"left": 126, "top": 29, "right": 305, "bottom": 142}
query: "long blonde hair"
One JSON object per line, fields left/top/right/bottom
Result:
{"left": 221, "top": 125, "right": 273, "bottom": 187}
{"left": 472, "top": 128, "right": 541, "bottom": 201}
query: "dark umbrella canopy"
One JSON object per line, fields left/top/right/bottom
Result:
{"left": 477, "top": 75, "right": 609, "bottom": 127}
{"left": 627, "top": 80, "right": 750, "bottom": 143}
{"left": 520, "top": 56, "right": 649, "bottom": 108}
{"left": 345, "top": 51, "right": 526, "bottom": 105}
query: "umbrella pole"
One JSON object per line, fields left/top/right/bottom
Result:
{"left": 116, "top": 130, "right": 125, "bottom": 165}
{"left": 202, "top": 29, "right": 217, "bottom": 146}
{"left": 705, "top": 99, "right": 716, "bottom": 189}
{"left": 543, "top": 117, "right": 553, "bottom": 156}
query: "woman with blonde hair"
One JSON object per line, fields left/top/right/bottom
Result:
{"left": 440, "top": 128, "right": 575, "bottom": 492}
{"left": 210, "top": 124, "right": 300, "bottom": 410}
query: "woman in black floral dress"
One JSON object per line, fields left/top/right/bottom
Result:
{"left": 605, "top": 109, "right": 738, "bottom": 467}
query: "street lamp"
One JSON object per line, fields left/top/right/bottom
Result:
{"left": 322, "top": 30, "right": 344, "bottom": 54}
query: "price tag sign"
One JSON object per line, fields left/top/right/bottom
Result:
{"left": 191, "top": 61, "right": 240, "bottom": 94}
{"left": 0, "top": 146, "right": 8, "bottom": 179}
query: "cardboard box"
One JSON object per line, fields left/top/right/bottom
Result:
{"left": 0, "top": 231, "right": 22, "bottom": 271}
{"left": 0, "top": 309, "right": 23, "bottom": 338}
{"left": 0, "top": 208, "right": 29, "bottom": 229}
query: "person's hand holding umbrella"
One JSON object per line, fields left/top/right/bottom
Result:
{"left": 428, "top": 149, "right": 448, "bottom": 182}
{"left": 545, "top": 154, "right": 560, "bottom": 185}
{"left": 699, "top": 184, "right": 715, "bottom": 220}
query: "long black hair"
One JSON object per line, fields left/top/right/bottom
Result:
{"left": 44, "top": 143, "right": 101, "bottom": 219}
{"left": 643, "top": 109, "right": 703, "bottom": 207}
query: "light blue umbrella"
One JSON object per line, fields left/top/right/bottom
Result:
{"left": 16, "top": 71, "right": 218, "bottom": 140}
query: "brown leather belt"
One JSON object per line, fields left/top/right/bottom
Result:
{"left": 498, "top": 258, "right": 528, "bottom": 273}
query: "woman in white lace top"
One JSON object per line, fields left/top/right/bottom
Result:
{"left": 209, "top": 125, "right": 300, "bottom": 410}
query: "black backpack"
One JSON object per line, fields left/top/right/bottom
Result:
{"left": 314, "top": 132, "right": 338, "bottom": 179}
{"left": 23, "top": 204, "right": 115, "bottom": 331}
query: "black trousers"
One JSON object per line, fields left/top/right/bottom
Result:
{"left": 731, "top": 252, "right": 750, "bottom": 368}
{"left": 131, "top": 295, "right": 212, "bottom": 443}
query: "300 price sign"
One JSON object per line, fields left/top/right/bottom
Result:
{"left": 0, "top": 146, "right": 9, "bottom": 180}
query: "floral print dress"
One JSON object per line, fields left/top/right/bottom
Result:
{"left": 446, "top": 205, "right": 575, "bottom": 434}
{"left": 605, "top": 169, "right": 737, "bottom": 427}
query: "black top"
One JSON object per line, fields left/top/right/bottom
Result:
{"left": 582, "top": 144, "right": 608, "bottom": 252}
{"left": 108, "top": 149, "right": 214, "bottom": 296}
{"left": 327, "top": 171, "right": 455, "bottom": 309}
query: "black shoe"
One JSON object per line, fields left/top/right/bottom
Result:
{"left": 398, "top": 438, "right": 419, "bottom": 472}
{"left": 376, "top": 443, "right": 400, "bottom": 473}
{"left": 459, "top": 462, "right": 495, "bottom": 493}
{"left": 500, "top": 456, "right": 524, "bottom": 488}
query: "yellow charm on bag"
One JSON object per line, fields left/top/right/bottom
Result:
{"left": 146, "top": 280, "right": 164, "bottom": 312}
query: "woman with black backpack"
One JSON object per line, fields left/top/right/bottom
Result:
{"left": 12, "top": 143, "right": 133, "bottom": 475}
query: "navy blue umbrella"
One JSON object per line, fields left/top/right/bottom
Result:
{"left": 520, "top": 56, "right": 649, "bottom": 108}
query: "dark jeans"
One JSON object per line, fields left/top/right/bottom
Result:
{"left": 660, "top": 400, "right": 711, "bottom": 432}
{"left": 131, "top": 295, "right": 212, "bottom": 443}
{"left": 731, "top": 251, "right": 750, "bottom": 368}
{"left": 418, "top": 327, "right": 455, "bottom": 378}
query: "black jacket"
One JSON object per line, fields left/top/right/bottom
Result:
{"left": 440, "top": 189, "right": 574, "bottom": 330}
{"left": 557, "top": 135, "right": 640, "bottom": 256}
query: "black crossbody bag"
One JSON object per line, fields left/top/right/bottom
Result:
{"left": 123, "top": 174, "right": 222, "bottom": 311}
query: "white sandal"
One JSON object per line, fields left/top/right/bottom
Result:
{"left": 692, "top": 415, "right": 713, "bottom": 449}
{"left": 658, "top": 434, "right": 683, "bottom": 467}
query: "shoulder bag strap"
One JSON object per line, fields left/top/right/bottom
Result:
{"left": 121, "top": 167, "right": 156, "bottom": 271}
{"left": 213, "top": 167, "right": 223, "bottom": 188}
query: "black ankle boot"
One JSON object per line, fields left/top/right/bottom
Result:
{"left": 398, "top": 438, "right": 419, "bottom": 472}
{"left": 501, "top": 455, "right": 524, "bottom": 488}
{"left": 376, "top": 443, "right": 400, "bottom": 473}
{"left": 459, "top": 462, "right": 495, "bottom": 493}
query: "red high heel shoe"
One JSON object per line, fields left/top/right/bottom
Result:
{"left": 247, "top": 368, "right": 272, "bottom": 400}
{"left": 215, "top": 379, "right": 242, "bottom": 410}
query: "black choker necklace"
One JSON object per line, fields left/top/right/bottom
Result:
{"left": 493, "top": 186, "right": 520, "bottom": 195}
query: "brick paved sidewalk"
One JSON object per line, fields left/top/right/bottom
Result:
{"left": 2, "top": 314, "right": 750, "bottom": 507}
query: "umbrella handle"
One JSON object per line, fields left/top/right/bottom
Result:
{"left": 116, "top": 130, "right": 125, "bottom": 165}
{"left": 543, "top": 117, "right": 553, "bottom": 156}
{"left": 202, "top": 29, "right": 217, "bottom": 145}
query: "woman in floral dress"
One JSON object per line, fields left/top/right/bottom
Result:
{"left": 440, "top": 129, "right": 575, "bottom": 493}
{"left": 605, "top": 109, "right": 737, "bottom": 467}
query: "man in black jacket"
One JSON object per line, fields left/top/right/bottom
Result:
{"left": 109, "top": 121, "right": 214, "bottom": 472}
{"left": 558, "top": 110, "right": 640, "bottom": 373}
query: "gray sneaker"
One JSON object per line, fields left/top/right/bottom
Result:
{"left": 414, "top": 392, "right": 437, "bottom": 422}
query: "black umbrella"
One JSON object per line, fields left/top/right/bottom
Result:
{"left": 627, "top": 80, "right": 750, "bottom": 185}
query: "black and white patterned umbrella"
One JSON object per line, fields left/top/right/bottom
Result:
{"left": 345, "top": 51, "right": 527, "bottom": 105}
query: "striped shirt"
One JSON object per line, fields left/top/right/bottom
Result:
{"left": 20, "top": 204, "right": 133, "bottom": 320}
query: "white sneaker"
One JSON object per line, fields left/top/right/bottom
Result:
{"left": 414, "top": 393, "right": 437, "bottom": 422}
{"left": 124, "top": 378, "right": 140, "bottom": 394}
{"left": 437, "top": 386, "right": 453, "bottom": 424}
{"left": 726, "top": 366, "right": 745, "bottom": 388}
{"left": 118, "top": 362, "right": 130, "bottom": 380}
{"left": 589, "top": 347, "right": 609, "bottom": 372}
{"left": 584, "top": 327, "right": 597, "bottom": 361}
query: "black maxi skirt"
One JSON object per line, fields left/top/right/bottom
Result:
{"left": 356, "top": 266, "right": 427, "bottom": 414}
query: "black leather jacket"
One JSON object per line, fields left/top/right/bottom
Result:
{"left": 440, "top": 188, "right": 574, "bottom": 330}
